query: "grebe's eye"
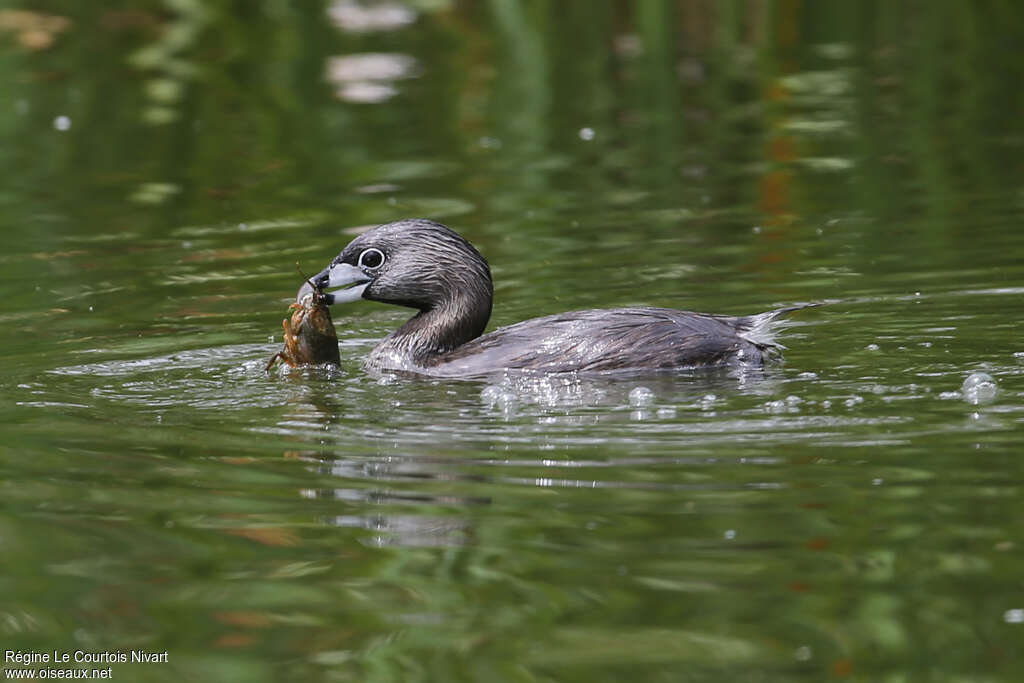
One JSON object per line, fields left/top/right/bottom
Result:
{"left": 358, "top": 248, "right": 385, "bottom": 269}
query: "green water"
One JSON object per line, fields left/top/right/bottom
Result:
{"left": 2, "top": 2, "right": 1024, "bottom": 681}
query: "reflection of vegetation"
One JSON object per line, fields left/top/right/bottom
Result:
{"left": 7, "top": 1, "right": 1018, "bottom": 253}
{"left": 129, "top": 0, "right": 207, "bottom": 125}
{"left": 0, "top": 9, "right": 71, "bottom": 50}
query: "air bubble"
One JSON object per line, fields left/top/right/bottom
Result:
{"left": 961, "top": 372, "right": 998, "bottom": 405}
{"left": 629, "top": 386, "right": 655, "bottom": 406}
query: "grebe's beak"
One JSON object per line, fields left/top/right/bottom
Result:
{"left": 320, "top": 262, "right": 371, "bottom": 304}
{"left": 295, "top": 263, "right": 369, "bottom": 304}
{"left": 296, "top": 262, "right": 372, "bottom": 304}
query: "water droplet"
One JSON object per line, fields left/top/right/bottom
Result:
{"left": 865, "top": 343, "right": 879, "bottom": 351}
{"left": 724, "top": 529, "right": 736, "bottom": 540}
{"left": 54, "top": 115, "right": 71, "bottom": 131}
{"left": 481, "top": 384, "right": 517, "bottom": 409}
{"left": 961, "top": 372, "right": 998, "bottom": 405}
{"left": 629, "top": 386, "right": 654, "bottom": 406}
{"left": 578, "top": 126, "right": 595, "bottom": 141}
{"left": 794, "top": 645, "right": 812, "bottom": 661}
{"left": 1004, "top": 608, "right": 1024, "bottom": 624}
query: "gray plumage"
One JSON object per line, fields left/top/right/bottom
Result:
{"left": 316, "top": 219, "right": 813, "bottom": 377}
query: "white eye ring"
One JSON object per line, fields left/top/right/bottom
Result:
{"left": 358, "top": 248, "right": 385, "bottom": 270}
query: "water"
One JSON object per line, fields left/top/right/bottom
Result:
{"left": 2, "top": 2, "right": 1024, "bottom": 681}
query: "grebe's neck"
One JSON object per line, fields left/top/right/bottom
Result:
{"left": 368, "top": 291, "right": 492, "bottom": 369}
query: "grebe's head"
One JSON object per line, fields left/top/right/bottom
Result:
{"left": 302, "top": 219, "right": 494, "bottom": 343}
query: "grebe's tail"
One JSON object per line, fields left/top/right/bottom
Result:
{"left": 738, "top": 302, "right": 820, "bottom": 350}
